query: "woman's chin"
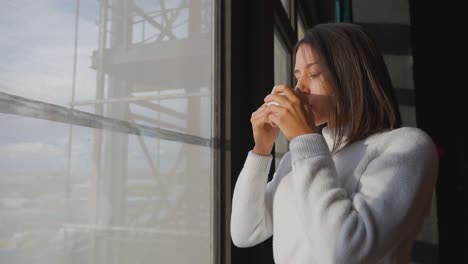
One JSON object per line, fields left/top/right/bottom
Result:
{"left": 314, "top": 118, "right": 326, "bottom": 127}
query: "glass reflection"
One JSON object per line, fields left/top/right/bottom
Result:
{"left": 281, "top": 0, "right": 290, "bottom": 17}
{"left": 273, "top": 32, "right": 291, "bottom": 169}
{"left": 0, "top": 0, "right": 213, "bottom": 263}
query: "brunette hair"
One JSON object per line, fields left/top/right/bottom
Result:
{"left": 294, "top": 22, "right": 401, "bottom": 153}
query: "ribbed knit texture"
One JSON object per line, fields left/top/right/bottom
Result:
{"left": 230, "top": 126, "right": 439, "bottom": 264}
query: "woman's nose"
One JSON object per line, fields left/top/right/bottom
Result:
{"left": 294, "top": 81, "right": 310, "bottom": 94}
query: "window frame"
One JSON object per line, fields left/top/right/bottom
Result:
{"left": 225, "top": 1, "right": 336, "bottom": 263}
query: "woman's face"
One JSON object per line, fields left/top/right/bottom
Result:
{"left": 294, "top": 44, "right": 335, "bottom": 127}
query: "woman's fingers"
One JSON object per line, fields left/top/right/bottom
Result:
{"left": 251, "top": 104, "right": 265, "bottom": 118}
{"left": 265, "top": 106, "right": 282, "bottom": 127}
{"left": 265, "top": 90, "right": 308, "bottom": 112}
{"left": 251, "top": 104, "right": 275, "bottom": 128}
{"left": 265, "top": 104, "right": 286, "bottom": 119}
{"left": 271, "top": 84, "right": 297, "bottom": 102}
{"left": 268, "top": 113, "right": 280, "bottom": 127}
{"left": 271, "top": 84, "right": 293, "bottom": 96}
{"left": 264, "top": 93, "right": 289, "bottom": 107}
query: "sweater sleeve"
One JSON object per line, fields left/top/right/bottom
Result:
{"left": 288, "top": 131, "right": 438, "bottom": 263}
{"left": 230, "top": 150, "right": 289, "bottom": 248}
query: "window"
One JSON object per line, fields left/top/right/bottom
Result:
{"left": 298, "top": 14, "right": 306, "bottom": 40}
{"left": 0, "top": 0, "right": 216, "bottom": 263}
{"left": 280, "top": 0, "right": 290, "bottom": 18}
{"left": 335, "top": 0, "right": 352, "bottom": 22}
{"left": 273, "top": 31, "right": 292, "bottom": 169}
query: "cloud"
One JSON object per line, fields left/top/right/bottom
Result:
{"left": 0, "top": 1, "right": 207, "bottom": 174}
{"left": 0, "top": 0, "right": 99, "bottom": 107}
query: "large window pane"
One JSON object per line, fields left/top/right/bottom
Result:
{"left": 273, "top": 31, "right": 291, "bottom": 169}
{"left": 0, "top": 0, "right": 215, "bottom": 263}
{"left": 281, "top": 0, "right": 290, "bottom": 17}
{"left": 298, "top": 15, "right": 306, "bottom": 40}
{"left": 0, "top": 1, "right": 99, "bottom": 110}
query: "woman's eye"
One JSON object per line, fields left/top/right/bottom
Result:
{"left": 309, "top": 72, "right": 321, "bottom": 78}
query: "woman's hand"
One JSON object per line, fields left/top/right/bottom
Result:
{"left": 250, "top": 103, "right": 280, "bottom": 155}
{"left": 264, "top": 84, "right": 317, "bottom": 141}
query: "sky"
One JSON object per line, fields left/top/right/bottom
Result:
{"left": 0, "top": 0, "right": 98, "bottom": 106}
{"left": 0, "top": 0, "right": 212, "bottom": 177}
{"left": 0, "top": 3, "right": 214, "bottom": 260}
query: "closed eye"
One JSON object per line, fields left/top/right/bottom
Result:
{"left": 309, "top": 72, "right": 321, "bottom": 78}
{"left": 294, "top": 72, "right": 322, "bottom": 81}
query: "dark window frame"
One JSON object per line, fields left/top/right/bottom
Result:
{"left": 224, "top": 1, "right": 336, "bottom": 263}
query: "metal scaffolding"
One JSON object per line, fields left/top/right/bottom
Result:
{"left": 63, "top": 0, "right": 212, "bottom": 263}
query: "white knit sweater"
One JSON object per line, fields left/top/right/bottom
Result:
{"left": 230, "top": 126, "right": 438, "bottom": 264}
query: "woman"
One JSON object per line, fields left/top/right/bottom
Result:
{"left": 230, "top": 22, "right": 438, "bottom": 264}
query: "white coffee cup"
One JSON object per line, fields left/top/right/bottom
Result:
{"left": 267, "top": 92, "right": 286, "bottom": 107}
